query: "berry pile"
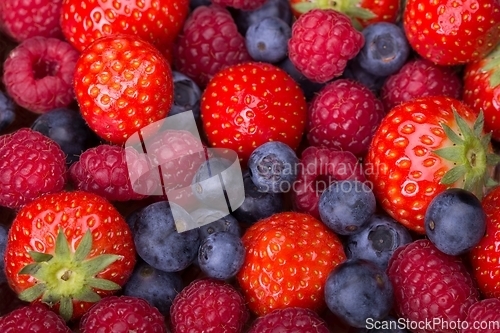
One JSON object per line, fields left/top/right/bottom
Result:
{"left": 1, "top": 0, "right": 500, "bottom": 332}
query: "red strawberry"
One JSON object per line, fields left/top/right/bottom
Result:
{"left": 463, "top": 298, "right": 500, "bottom": 333}
{"left": 463, "top": 43, "right": 500, "bottom": 141}
{"left": 365, "top": 96, "right": 499, "bottom": 233}
{"left": 470, "top": 185, "right": 500, "bottom": 299}
{"left": 403, "top": 0, "right": 500, "bottom": 66}
{"left": 73, "top": 34, "right": 174, "bottom": 145}
{"left": 0, "top": 303, "right": 71, "bottom": 333}
{"left": 3, "top": 191, "right": 136, "bottom": 321}
{"left": 60, "top": 0, "right": 189, "bottom": 56}
{"left": 201, "top": 62, "right": 307, "bottom": 163}
{"left": 237, "top": 212, "right": 346, "bottom": 316}
{"left": 387, "top": 239, "right": 480, "bottom": 333}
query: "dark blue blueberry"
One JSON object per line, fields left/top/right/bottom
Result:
{"left": 125, "top": 207, "right": 143, "bottom": 231}
{"left": 346, "top": 214, "right": 412, "bottom": 270}
{"left": 0, "top": 224, "right": 7, "bottom": 271}
{"left": 233, "top": 0, "right": 293, "bottom": 35}
{"left": 134, "top": 201, "right": 200, "bottom": 272}
{"left": 343, "top": 59, "right": 387, "bottom": 96}
{"left": 248, "top": 141, "right": 299, "bottom": 193}
{"left": 356, "top": 22, "right": 410, "bottom": 77}
{"left": 324, "top": 259, "right": 394, "bottom": 328}
{"left": 318, "top": 180, "right": 376, "bottom": 235}
{"left": 245, "top": 17, "right": 291, "bottom": 63}
{"left": 190, "top": 0, "right": 211, "bottom": 11}
{"left": 356, "top": 315, "right": 410, "bottom": 333}
{"left": 198, "top": 231, "right": 245, "bottom": 280}
{"left": 0, "top": 91, "right": 15, "bottom": 133}
{"left": 278, "top": 57, "right": 326, "bottom": 101}
{"left": 232, "top": 170, "right": 284, "bottom": 225}
{"left": 123, "top": 260, "right": 184, "bottom": 313}
{"left": 31, "top": 107, "right": 100, "bottom": 164}
{"left": 424, "top": 188, "right": 486, "bottom": 256}
{"left": 191, "top": 208, "right": 241, "bottom": 239}
{"left": 169, "top": 71, "right": 202, "bottom": 125}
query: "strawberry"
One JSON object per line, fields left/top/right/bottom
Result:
{"left": 289, "top": 0, "right": 400, "bottom": 29}
{"left": 365, "top": 96, "right": 500, "bottom": 234}
{"left": 470, "top": 185, "right": 500, "bottom": 299}
{"left": 60, "top": 0, "right": 189, "bottom": 57}
{"left": 403, "top": 0, "right": 500, "bottom": 66}
{"left": 3, "top": 191, "right": 136, "bottom": 322}
{"left": 73, "top": 34, "right": 174, "bottom": 145}
{"left": 463, "top": 43, "right": 500, "bottom": 141}
{"left": 237, "top": 212, "right": 346, "bottom": 316}
{"left": 200, "top": 62, "right": 308, "bottom": 163}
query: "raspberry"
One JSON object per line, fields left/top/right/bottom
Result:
{"left": 170, "top": 278, "right": 249, "bottom": 333}
{"left": 211, "top": 0, "right": 267, "bottom": 10}
{"left": 174, "top": 5, "right": 251, "bottom": 87}
{"left": 463, "top": 298, "right": 500, "bottom": 333}
{"left": 380, "top": 58, "right": 463, "bottom": 111}
{"left": 307, "top": 78, "right": 385, "bottom": 157}
{"left": 292, "top": 146, "right": 366, "bottom": 219}
{"left": 0, "top": 0, "right": 63, "bottom": 42}
{"left": 247, "top": 307, "right": 330, "bottom": 333}
{"left": 288, "top": 9, "right": 364, "bottom": 83}
{"left": 69, "top": 144, "right": 156, "bottom": 202}
{"left": 2, "top": 36, "right": 79, "bottom": 114}
{"left": 0, "top": 128, "right": 67, "bottom": 209}
{"left": 387, "top": 239, "right": 480, "bottom": 333}
{"left": 0, "top": 303, "right": 71, "bottom": 333}
{"left": 79, "top": 296, "right": 168, "bottom": 333}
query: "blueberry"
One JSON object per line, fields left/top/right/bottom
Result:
{"left": 0, "top": 224, "right": 8, "bottom": 271}
{"left": 343, "top": 59, "right": 387, "bottom": 96}
{"left": 169, "top": 71, "right": 202, "bottom": 125}
{"left": 248, "top": 141, "right": 299, "bottom": 193}
{"left": 346, "top": 214, "right": 412, "bottom": 270}
{"left": 0, "top": 91, "right": 15, "bottom": 133}
{"left": 324, "top": 259, "right": 394, "bottom": 328}
{"left": 190, "top": 0, "right": 211, "bottom": 11}
{"left": 318, "top": 180, "right": 376, "bottom": 235}
{"left": 245, "top": 17, "right": 291, "bottom": 63}
{"left": 125, "top": 207, "right": 143, "bottom": 231}
{"left": 198, "top": 231, "right": 245, "bottom": 280}
{"left": 278, "top": 57, "right": 325, "bottom": 101}
{"left": 123, "top": 260, "right": 183, "bottom": 313}
{"left": 31, "top": 107, "right": 100, "bottom": 164}
{"left": 190, "top": 208, "right": 242, "bottom": 239}
{"left": 232, "top": 170, "right": 284, "bottom": 225}
{"left": 424, "top": 188, "right": 486, "bottom": 256}
{"left": 233, "top": 0, "right": 292, "bottom": 35}
{"left": 134, "top": 201, "right": 200, "bottom": 272}
{"left": 356, "top": 22, "right": 410, "bottom": 77}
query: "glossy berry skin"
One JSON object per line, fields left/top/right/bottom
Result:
{"left": 3, "top": 37, "right": 79, "bottom": 114}
{"left": 191, "top": 209, "right": 242, "bottom": 239}
{"left": 170, "top": 278, "right": 249, "bottom": 333}
{"left": 247, "top": 141, "right": 299, "bottom": 193}
{"left": 79, "top": 296, "right": 167, "bottom": 333}
{"left": 201, "top": 62, "right": 307, "bottom": 163}
{"left": 212, "top": 0, "right": 267, "bottom": 10}
{"left": 0, "top": 128, "right": 67, "bottom": 209}
{"left": 74, "top": 34, "right": 174, "bottom": 145}
{"left": 237, "top": 212, "right": 346, "bottom": 316}
{"left": 0, "top": 91, "right": 15, "bottom": 133}
{"left": 470, "top": 185, "right": 500, "bottom": 298}
{"left": 0, "top": 303, "right": 71, "bottom": 333}
{"left": 463, "top": 298, "right": 500, "bottom": 333}
{"left": 345, "top": 214, "right": 412, "bottom": 270}
{"left": 356, "top": 22, "right": 409, "bottom": 77}
{"left": 425, "top": 188, "right": 486, "bottom": 256}
{"left": 387, "top": 239, "right": 480, "bottom": 333}
{"left": 307, "top": 78, "right": 385, "bottom": 157}
{"left": 198, "top": 231, "right": 245, "bottom": 280}
{"left": 169, "top": 71, "right": 203, "bottom": 124}
{"left": 247, "top": 307, "right": 330, "bottom": 333}
{"left": 60, "top": 0, "right": 189, "bottom": 55}
{"left": 288, "top": 9, "right": 364, "bottom": 83}
{"left": 342, "top": 59, "right": 387, "bottom": 95}
{"left": 324, "top": 259, "right": 394, "bottom": 328}
{"left": 245, "top": 16, "right": 291, "bottom": 63}
{"left": 403, "top": 0, "right": 500, "bottom": 66}
{"left": 318, "top": 180, "right": 376, "bottom": 235}
{"left": 233, "top": 0, "right": 293, "bottom": 35}
{"left": 4, "top": 191, "right": 136, "bottom": 321}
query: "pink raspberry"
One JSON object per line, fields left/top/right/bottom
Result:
{"left": 292, "top": 146, "right": 366, "bottom": 219}
{"left": 0, "top": 303, "right": 71, "bottom": 333}
{"left": 0, "top": 128, "right": 67, "bottom": 209}
{"left": 211, "top": 0, "right": 267, "bottom": 10}
{"left": 174, "top": 5, "right": 251, "bottom": 87}
{"left": 381, "top": 58, "right": 463, "bottom": 111}
{"left": 170, "top": 278, "right": 249, "bottom": 333}
{"left": 307, "top": 79, "right": 385, "bottom": 157}
{"left": 79, "top": 296, "right": 168, "bottom": 333}
{"left": 69, "top": 144, "right": 156, "bottom": 202}
{"left": 247, "top": 307, "right": 330, "bottom": 332}
{"left": 0, "top": 0, "right": 64, "bottom": 42}
{"left": 2, "top": 36, "right": 79, "bottom": 114}
{"left": 463, "top": 298, "right": 500, "bottom": 333}
{"left": 288, "top": 9, "right": 364, "bottom": 83}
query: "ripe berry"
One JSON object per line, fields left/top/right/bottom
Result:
{"left": 212, "top": 0, "right": 267, "bottom": 10}
{"left": 0, "top": 91, "right": 15, "bottom": 133}
{"left": 0, "top": 303, "right": 71, "bottom": 333}
{"left": 232, "top": 0, "right": 293, "bottom": 34}
{"left": 463, "top": 298, "right": 500, "bottom": 333}
{"left": 247, "top": 307, "right": 330, "bottom": 332}
{"left": 245, "top": 16, "right": 291, "bottom": 63}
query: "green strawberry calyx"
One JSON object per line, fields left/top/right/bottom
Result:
{"left": 17, "top": 228, "right": 122, "bottom": 322}
{"left": 434, "top": 108, "right": 500, "bottom": 199}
